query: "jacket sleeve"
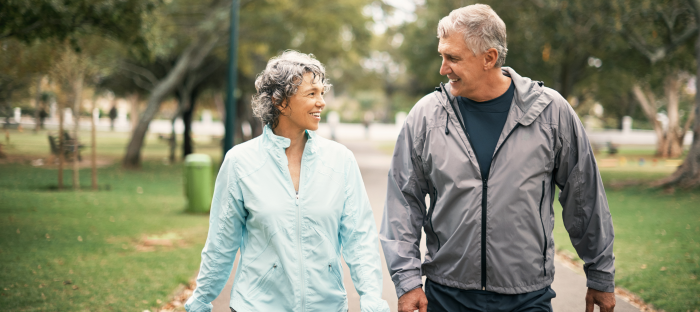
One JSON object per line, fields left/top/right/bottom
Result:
{"left": 339, "top": 150, "right": 390, "bottom": 312}
{"left": 379, "top": 117, "right": 429, "bottom": 298}
{"left": 554, "top": 104, "right": 615, "bottom": 293}
{"left": 185, "top": 151, "right": 248, "bottom": 312}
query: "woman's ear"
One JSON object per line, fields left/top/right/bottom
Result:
{"left": 276, "top": 98, "right": 290, "bottom": 116}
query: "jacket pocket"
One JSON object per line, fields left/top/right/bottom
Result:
{"left": 428, "top": 187, "right": 442, "bottom": 252}
{"left": 245, "top": 262, "right": 280, "bottom": 301}
{"left": 328, "top": 260, "right": 344, "bottom": 290}
{"left": 538, "top": 180, "right": 548, "bottom": 277}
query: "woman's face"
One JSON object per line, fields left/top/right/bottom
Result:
{"left": 277, "top": 72, "right": 326, "bottom": 132}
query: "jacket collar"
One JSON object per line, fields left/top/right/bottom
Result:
{"left": 262, "top": 124, "right": 318, "bottom": 166}
{"left": 500, "top": 67, "right": 552, "bottom": 126}
{"left": 437, "top": 67, "right": 553, "bottom": 127}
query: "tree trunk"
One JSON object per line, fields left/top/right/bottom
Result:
{"left": 656, "top": 9, "right": 700, "bottom": 188}
{"left": 660, "top": 74, "right": 686, "bottom": 158}
{"left": 631, "top": 84, "right": 666, "bottom": 155}
{"left": 122, "top": 35, "right": 219, "bottom": 168}
{"left": 91, "top": 94, "right": 98, "bottom": 190}
{"left": 72, "top": 74, "right": 83, "bottom": 190}
{"left": 129, "top": 93, "right": 140, "bottom": 135}
{"left": 182, "top": 90, "right": 197, "bottom": 157}
{"left": 33, "top": 75, "right": 42, "bottom": 133}
{"left": 169, "top": 116, "right": 178, "bottom": 163}
{"left": 57, "top": 98, "right": 64, "bottom": 190}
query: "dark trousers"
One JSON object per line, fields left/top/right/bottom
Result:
{"left": 425, "top": 279, "right": 556, "bottom": 312}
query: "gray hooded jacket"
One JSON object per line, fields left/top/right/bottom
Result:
{"left": 380, "top": 67, "right": 615, "bottom": 298}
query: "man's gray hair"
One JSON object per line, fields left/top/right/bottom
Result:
{"left": 252, "top": 50, "right": 331, "bottom": 128}
{"left": 437, "top": 4, "right": 508, "bottom": 67}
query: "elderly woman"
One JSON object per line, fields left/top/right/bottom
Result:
{"left": 185, "top": 51, "right": 389, "bottom": 312}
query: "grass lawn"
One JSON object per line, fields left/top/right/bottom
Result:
{"left": 551, "top": 167, "right": 700, "bottom": 311}
{"left": 0, "top": 130, "right": 216, "bottom": 311}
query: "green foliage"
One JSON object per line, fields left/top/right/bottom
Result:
{"left": 0, "top": 162, "right": 210, "bottom": 311}
{"left": 0, "top": 0, "right": 157, "bottom": 50}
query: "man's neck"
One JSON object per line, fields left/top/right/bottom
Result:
{"left": 461, "top": 68, "right": 512, "bottom": 102}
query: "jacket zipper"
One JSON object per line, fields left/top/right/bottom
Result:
{"left": 248, "top": 262, "right": 278, "bottom": 299}
{"left": 439, "top": 83, "right": 522, "bottom": 290}
{"left": 296, "top": 191, "right": 305, "bottom": 310}
{"left": 290, "top": 151, "right": 306, "bottom": 311}
{"left": 484, "top": 123, "right": 521, "bottom": 289}
{"left": 538, "top": 180, "right": 547, "bottom": 276}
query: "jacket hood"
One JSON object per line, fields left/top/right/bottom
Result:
{"left": 438, "top": 67, "right": 554, "bottom": 126}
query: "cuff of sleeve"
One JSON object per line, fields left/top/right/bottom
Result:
{"left": 395, "top": 274, "right": 423, "bottom": 299}
{"left": 185, "top": 295, "right": 213, "bottom": 312}
{"left": 586, "top": 270, "right": 615, "bottom": 293}
{"left": 360, "top": 295, "right": 391, "bottom": 312}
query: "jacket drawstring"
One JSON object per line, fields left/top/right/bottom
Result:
{"left": 436, "top": 86, "right": 451, "bottom": 135}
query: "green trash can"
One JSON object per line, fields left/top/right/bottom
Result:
{"left": 184, "top": 154, "right": 213, "bottom": 213}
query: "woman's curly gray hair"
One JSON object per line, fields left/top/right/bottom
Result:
{"left": 252, "top": 50, "right": 331, "bottom": 129}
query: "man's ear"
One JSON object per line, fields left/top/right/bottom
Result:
{"left": 484, "top": 48, "right": 499, "bottom": 70}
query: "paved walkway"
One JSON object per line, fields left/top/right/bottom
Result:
{"left": 207, "top": 140, "right": 639, "bottom": 312}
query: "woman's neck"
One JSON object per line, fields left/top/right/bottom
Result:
{"left": 272, "top": 124, "right": 307, "bottom": 155}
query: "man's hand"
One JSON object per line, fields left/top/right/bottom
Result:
{"left": 585, "top": 288, "right": 615, "bottom": 312}
{"left": 398, "top": 287, "right": 428, "bottom": 312}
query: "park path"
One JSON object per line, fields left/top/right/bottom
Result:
{"left": 207, "top": 140, "right": 639, "bottom": 312}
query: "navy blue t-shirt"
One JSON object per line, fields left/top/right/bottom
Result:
{"left": 457, "top": 80, "right": 514, "bottom": 179}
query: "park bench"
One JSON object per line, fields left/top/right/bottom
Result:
{"left": 48, "top": 132, "right": 84, "bottom": 161}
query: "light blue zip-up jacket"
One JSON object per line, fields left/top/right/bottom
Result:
{"left": 185, "top": 125, "right": 389, "bottom": 312}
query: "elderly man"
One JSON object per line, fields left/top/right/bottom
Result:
{"left": 380, "top": 4, "right": 616, "bottom": 312}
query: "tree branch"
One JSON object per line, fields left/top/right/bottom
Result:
{"left": 120, "top": 62, "right": 159, "bottom": 88}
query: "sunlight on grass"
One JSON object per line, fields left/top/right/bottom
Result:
{"left": 0, "top": 162, "right": 210, "bottom": 311}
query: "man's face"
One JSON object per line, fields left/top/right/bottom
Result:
{"left": 438, "top": 34, "right": 486, "bottom": 98}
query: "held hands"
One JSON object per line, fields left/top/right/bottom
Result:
{"left": 398, "top": 287, "right": 428, "bottom": 312}
{"left": 585, "top": 288, "right": 615, "bottom": 312}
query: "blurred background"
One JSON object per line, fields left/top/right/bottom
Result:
{"left": 1, "top": 0, "right": 699, "bottom": 311}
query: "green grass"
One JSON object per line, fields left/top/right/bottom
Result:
{"left": 0, "top": 129, "right": 223, "bottom": 162}
{"left": 552, "top": 167, "right": 700, "bottom": 311}
{"left": 0, "top": 160, "right": 211, "bottom": 311}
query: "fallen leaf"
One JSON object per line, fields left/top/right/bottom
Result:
{"left": 45, "top": 233, "right": 50, "bottom": 239}
{"left": 77, "top": 236, "right": 83, "bottom": 242}
{"left": 156, "top": 299, "right": 162, "bottom": 304}
{"left": 640, "top": 264, "right": 647, "bottom": 269}
{"left": 71, "top": 285, "right": 78, "bottom": 290}
{"left": 660, "top": 266, "right": 667, "bottom": 271}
